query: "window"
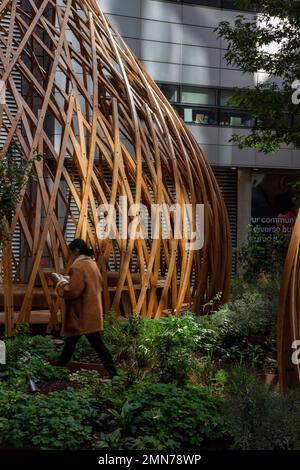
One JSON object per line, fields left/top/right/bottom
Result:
{"left": 219, "top": 90, "right": 256, "bottom": 127}
{"left": 162, "top": 1, "right": 255, "bottom": 11}
{"left": 181, "top": 106, "right": 218, "bottom": 125}
{"left": 157, "top": 82, "right": 255, "bottom": 128}
{"left": 220, "top": 109, "right": 254, "bottom": 127}
{"left": 181, "top": 86, "right": 217, "bottom": 106}
{"left": 220, "top": 89, "right": 235, "bottom": 107}
{"left": 221, "top": 0, "right": 253, "bottom": 10}
{"left": 158, "top": 83, "right": 178, "bottom": 103}
{"left": 183, "top": 0, "right": 219, "bottom": 6}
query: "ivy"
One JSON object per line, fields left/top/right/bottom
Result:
{"left": 0, "top": 144, "right": 42, "bottom": 244}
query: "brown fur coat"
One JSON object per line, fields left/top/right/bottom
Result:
{"left": 59, "top": 255, "right": 103, "bottom": 337}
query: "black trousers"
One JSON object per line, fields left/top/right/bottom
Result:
{"left": 57, "top": 331, "right": 116, "bottom": 377}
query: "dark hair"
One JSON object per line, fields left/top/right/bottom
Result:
{"left": 68, "top": 239, "right": 93, "bottom": 257}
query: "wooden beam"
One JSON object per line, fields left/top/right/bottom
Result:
{"left": 278, "top": 209, "right": 300, "bottom": 392}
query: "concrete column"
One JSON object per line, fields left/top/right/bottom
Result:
{"left": 237, "top": 168, "right": 252, "bottom": 247}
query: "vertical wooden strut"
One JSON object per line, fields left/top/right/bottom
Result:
{"left": 3, "top": 220, "right": 13, "bottom": 336}
{"left": 0, "top": 0, "right": 231, "bottom": 332}
{"left": 278, "top": 209, "right": 300, "bottom": 392}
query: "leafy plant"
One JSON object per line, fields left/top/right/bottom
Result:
{"left": 189, "top": 357, "right": 228, "bottom": 394}
{"left": 226, "top": 288, "right": 273, "bottom": 338}
{"left": 0, "top": 145, "right": 43, "bottom": 243}
{"left": 0, "top": 388, "right": 98, "bottom": 449}
{"left": 144, "top": 313, "right": 205, "bottom": 385}
{"left": 103, "top": 310, "right": 152, "bottom": 383}
{"left": 237, "top": 229, "right": 290, "bottom": 282}
{"left": 24, "top": 358, "right": 70, "bottom": 383}
{"left": 0, "top": 333, "right": 63, "bottom": 385}
{"left": 4, "top": 334, "right": 58, "bottom": 365}
{"left": 263, "top": 356, "right": 278, "bottom": 373}
{"left": 246, "top": 344, "right": 265, "bottom": 369}
{"left": 225, "top": 364, "right": 300, "bottom": 450}
{"left": 95, "top": 382, "right": 227, "bottom": 450}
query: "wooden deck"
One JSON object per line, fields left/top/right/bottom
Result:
{"left": 0, "top": 310, "right": 62, "bottom": 325}
{"left": 0, "top": 278, "right": 173, "bottom": 325}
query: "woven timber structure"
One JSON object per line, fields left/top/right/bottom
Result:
{"left": 278, "top": 209, "right": 300, "bottom": 392}
{"left": 0, "top": 0, "right": 231, "bottom": 333}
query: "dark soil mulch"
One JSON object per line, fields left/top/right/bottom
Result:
{"left": 37, "top": 380, "right": 82, "bottom": 395}
{"left": 201, "top": 437, "right": 233, "bottom": 450}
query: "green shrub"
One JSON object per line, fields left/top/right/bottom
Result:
{"left": 4, "top": 334, "right": 58, "bottom": 365}
{"left": 103, "top": 311, "right": 153, "bottom": 383}
{"left": 190, "top": 357, "right": 228, "bottom": 393}
{"left": 225, "top": 364, "right": 300, "bottom": 450}
{"left": 195, "top": 311, "right": 228, "bottom": 356}
{"left": 103, "top": 311, "right": 205, "bottom": 384}
{"left": 225, "top": 288, "right": 274, "bottom": 338}
{"left": 141, "top": 313, "right": 205, "bottom": 385}
{"left": 237, "top": 229, "right": 290, "bottom": 282}
{"left": 147, "top": 329, "right": 192, "bottom": 384}
{"left": 0, "top": 388, "right": 98, "bottom": 450}
{"left": 0, "top": 335, "right": 68, "bottom": 386}
{"left": 181, "top": 290, "right": 278, "bottom": 371}
{"left": 26, "top": 358, "right": 70, "bottom": 383}
{"left": 103, "top": 311, "right": 147, "bottom": 363}
{"left": 95, "top": 381, "right": 227, "bottom": 450}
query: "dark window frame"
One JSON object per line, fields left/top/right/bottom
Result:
{"left": 161, "top": 0, "right": 255, "bottom": 12}
{"left": 157, "top": 82, "right": 255, "bottom": 128}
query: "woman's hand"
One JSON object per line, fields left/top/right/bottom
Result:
{"left": 50, "top": 272, "right": 65, "bottom": 284}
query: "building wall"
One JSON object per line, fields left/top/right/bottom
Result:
{"left": 98, "top": 0, "right": 300, "bottom": 170}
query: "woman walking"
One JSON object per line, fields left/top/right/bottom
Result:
{"left": 52, "top": 239, "right": 116, "bottom": 378}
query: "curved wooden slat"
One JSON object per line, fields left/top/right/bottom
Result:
{"left": 278, "top": 209, "right": 300, "bottom": 391}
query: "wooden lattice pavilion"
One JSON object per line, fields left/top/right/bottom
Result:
{"left": 0, "top": 0, "right": 232, "bottom": 334}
